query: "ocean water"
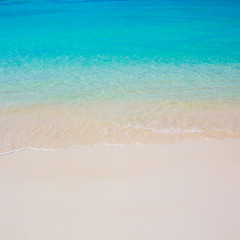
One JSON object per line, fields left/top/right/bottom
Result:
{"left": 0, "top": 0, "right": 240, "bottom": 152}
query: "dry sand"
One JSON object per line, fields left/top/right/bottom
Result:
{"left": 0, "top": 139, "right": 240, "bottom": 240}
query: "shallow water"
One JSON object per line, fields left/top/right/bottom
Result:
{"left": 0, "top": 0, "right": 240, "bottom": 152}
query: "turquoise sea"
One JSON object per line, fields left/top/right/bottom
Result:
{"left": 0, "top": 0, "right": 240, "bottom": 152}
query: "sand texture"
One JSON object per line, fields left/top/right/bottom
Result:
{"left": 0, "top": 139, "right": 240, "bottom": 240}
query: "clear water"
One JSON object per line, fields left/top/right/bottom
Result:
{"left": 0, "top": 0, "right": 240, "bottom": 152}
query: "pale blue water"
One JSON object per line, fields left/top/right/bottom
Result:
{"left": 0, "top": 0, "right": 240, "bottom": 106}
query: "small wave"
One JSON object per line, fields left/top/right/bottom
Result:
{"left": 0, "top": 135, "right": 239, "bottom": 157}
{"left": 125, "top": 124, "right": 205, "bottom": 134}
{"left": 0, "top": 142, "right": 149, "bottom": 156}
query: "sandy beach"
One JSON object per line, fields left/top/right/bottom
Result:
{"left": 0, "top": 139, "right": 240, "bottom": 240}
{"left": 1, "top": 0, "right": 240, "bottom": 239}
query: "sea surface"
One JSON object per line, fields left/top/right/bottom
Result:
{"left": 0, "top": 0, "right": 240, "bottom": 153}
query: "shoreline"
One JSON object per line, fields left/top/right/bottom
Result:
{"left": 0, "top": 137, "right": 240, "bottom": 156}
{"left": 1, "top": 139, "right": 240, "bottom": 239}
{"left": 1, "top": 100, "right": 240, "bottom": 153}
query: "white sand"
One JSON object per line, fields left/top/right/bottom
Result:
{"left": 0, "top": 139, "right": 240, "bottom": 240}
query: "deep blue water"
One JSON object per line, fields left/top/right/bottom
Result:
{"left": 0, "top": 0, "right": 240, "bottom": 105}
